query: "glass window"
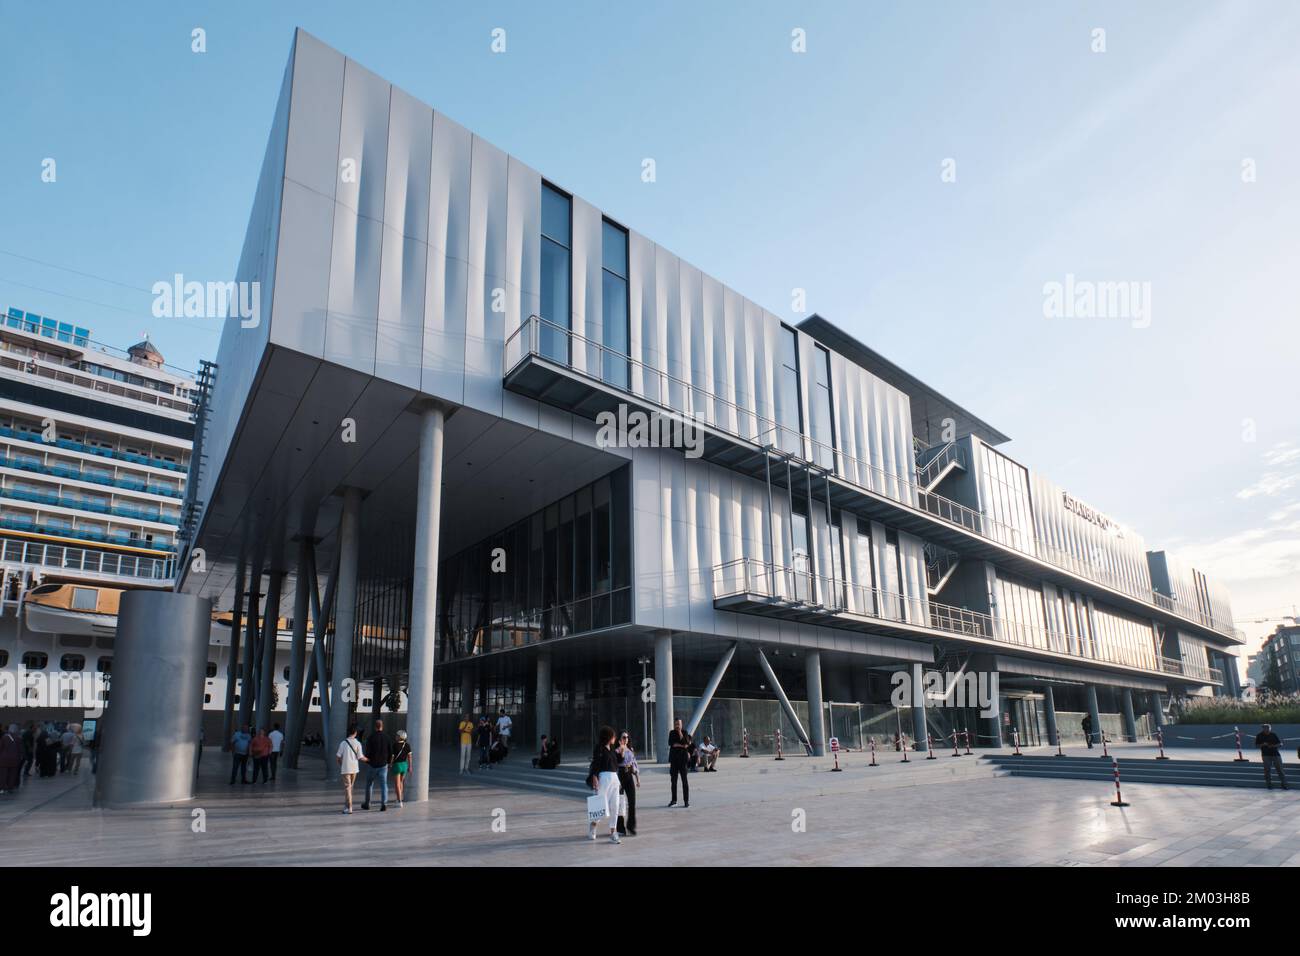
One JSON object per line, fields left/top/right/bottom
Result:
{"left": 22, "top": 651, "right": 48, "bottom": 669}
{"left": 539, "top": 183, "right": 571, "bottom": 364}
{"left": 811, "top": 344, "right": 836, "bottom": 470}
{"left": 71, "top": 587, "right": 98, "bottom": 611}
{"left": 60, "top": 654, "right": 85, "bottom": 671}
{"left": 776, "top": 326, "right": 802, "bottom": 455}
{"left": 601, "top": 219, "right": 630, "bottom": 389}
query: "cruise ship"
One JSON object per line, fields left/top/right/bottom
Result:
{"left": 0, "top": 307, "right": 353, "bottom": 737}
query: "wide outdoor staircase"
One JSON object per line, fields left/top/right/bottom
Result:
{"left": 440, "top": 760, "right": 596, "bottom": 798}
{"left": 984, "top": 753, "right": 1298, "bottom": 790}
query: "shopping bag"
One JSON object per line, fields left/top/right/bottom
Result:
{"left": 586, "top": 794, "right": 608, "bottom": 823}
{"left": 618, "top": 793, "right": 628, "bottom": 819}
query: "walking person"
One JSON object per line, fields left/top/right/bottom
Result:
{"left": 229, "top": 724, "right": 252, "bottom": 785}
{"left": 1081, "top": 714, "right": 1094, "bottom": 750}
{"left": 361, "top": 719, "right": 392, "bottom": 811}
{"left": 457, "top": 713, "right": 475, "bottom": 774}
{"left": 495, "top": 708, "right": 513, "bottom": 760}
{"left": 615, "top": 730, "right": 639, "bottom": 836}
{"left": 268, "top": 723, "right": 285, "bottom": 780}
{"left": 1256, "top": 723, "right": 1289, "bottom": 790}
{"left": 667, "top": 718, "right": 692, "bottom": 808}
{"left": 64, "top": 724, "right": 85, "bottom": 775}
{"left": 36, "top": 726, "right": 58, "bottom": 778}
{"left": 390, "top": 729, "right": 411, "bottom": 809}
{"left": 336, "top": 725, "right": 366, "bottom": 814}
{"left": 60, "top": 725, "right": 75, "bottom": 773}
{"left": 249, "top": 728, "right": 272, "bottom": 784}
{"left": 20, "top": 722, "right": 35, "bottom": 779}
{"left": 475, "top": 716, "right": 492, "bottom": 770}
{"left": 0, "top": 724, "right": 22, "bottom": 794}
{"left": 586, "top": 726, "right": 622, "bottom": 845}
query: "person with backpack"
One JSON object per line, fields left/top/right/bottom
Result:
{"left": 361, "top": 719, "right": 392, "bottom": 810}
{"left": 336, "top": 725, "right": 367, "bottom": 814}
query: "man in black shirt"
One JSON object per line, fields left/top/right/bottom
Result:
{"left": 1255, "top": 723, "right": 1289, "bottom": 790}
{"left": 475, "top": 717, "right": 493, "bottom": 770}
{"left": 361, "top": 719, "right": 393, "bottom": 810}
{"left": 667, "top": 718, "right": 691, "bottom": 808}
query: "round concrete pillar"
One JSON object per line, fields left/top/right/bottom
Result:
{"left": 95, "top": 590, "right": 212, "bottom": 807}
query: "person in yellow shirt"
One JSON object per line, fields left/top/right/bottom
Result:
{"left": 457, "top": 714, "right": 475, "bottom": 774}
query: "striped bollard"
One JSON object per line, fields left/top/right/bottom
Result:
{"left": 1155, "top": 727, "right": 1169, "bottom": 761}
{"left": 868, "top": 736, "right": 878, "bottom": 767}
{"left": 740, "top": 728, "right": 750, "bottom": 758}
{"left": 1054, "top": 729, "right": 1065, "bottom": 758}
{"left": 900, "top": 733, "right": 910, "bottom": 764}
{"left": 925, "top": 733, "right": 937, "bottom": 760}
{"left": 1109, "top": 757, "right": 1130, "bottom": 807}
{"left": 1233, "top": 726, "right": 1249, "bottom": 762}
{"left": 963, "top": 728, "right": 973, "bottom": 756}
{"left": 1099, "top": 731, "right": 1110, "bottom": 759}
{"left": 950, "top": 731, "right": 960, "bottom": 758}
{"left": 1011, "top": 728, "right": 1023, "bottom": 757}
{"left": 774, "top": 728, "right": 784, "bottom": 761}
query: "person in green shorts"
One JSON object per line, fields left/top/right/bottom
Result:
{"left": 391, "top": 729, "right": 412, "bottom": 809}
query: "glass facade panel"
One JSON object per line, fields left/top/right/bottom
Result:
{"left": 811, "top": 344, "right": 836, "bottom": 470}
{"left": 539, "top": 183, "right": 571, "bottom": 363}
{"left": 776, "top": 325, "right": 802, "bottom": 455}
{"left": 601, "top": 220, "right": 629, "bottom": 389}
{"left": 437, "top": 466, "right": 632, "bottom": 659}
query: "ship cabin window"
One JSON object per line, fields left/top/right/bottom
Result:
{"left": 96, "top": 657, "right": 112, "bottom": 673}
{"left": 0, "top": 650, "right": 7, "bottom": 666}
{"left": 21, "top": 651, "right": 47, "bottom": 669}
{"left": 60, "top": 654, "right": 85, "bottom": 671}
{"left": 206, "top": 662, "right": 218, "bottom": 678}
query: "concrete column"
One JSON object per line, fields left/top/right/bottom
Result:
{"left": 1042, "top": 684, "right": 1059, "bottom": 747}
{"left": 805, "top": 650, "right": 826, "bottom": 756}
{"left": 910, "top": 662, "right": 928, "bottom": 752}
{"left": 96, "top": 591, "right": 212, "bottom": 806}
{"left": 221, "top": 557, "right": 246, "bottom": 750}
{"left": 328, "top": 487, "right": 364, "bottom": 771}
{"left": 654, "top": 632, "right": 675, "bottom": 763}
{"left": 1121, "top": 689, "right": 1138, "bottom": 742}
{"left": 256, "top": 569, "right": 284, "bottom": 732}
{"left": 237, "top": 554, "right": 263, "bottom": 730}
{"left": 535, "top": 651, "right": 552, "bottom": 745}
{"left": 406, "top": 403, "right": 446, "bottom": 803}
{"left": 1086, "top": 684, "right": 1102, "bottom": 748}
{"left": 284, "top": 539, "right": 311, "bottom": 765}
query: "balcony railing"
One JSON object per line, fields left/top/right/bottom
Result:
{"left": 506, "top": 314, "right": 1243, "bottom": 643}
{"left": 0, "top": 535, "right": 175, "bottom": 581}
{"left": 0, "top": 485, "right": 179, "bottom": 524}
{"left": 0, "top": 516, "right": 175, "bottom": 553}
{"left": 713, "top": 557, "right": 1223, "bottom": 684}
{"left": 0, "top": 425, "right": 188, "bottom": 473}
{"left": 0, "top": 452, "right": 184, "bottom": 498}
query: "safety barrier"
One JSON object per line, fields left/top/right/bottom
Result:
{"left": 1110, "top": 757, "right": 1130, "bottom": 807}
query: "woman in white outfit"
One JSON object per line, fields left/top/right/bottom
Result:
{"left": 586, "top": 725, "right": 622, "bottom": 845}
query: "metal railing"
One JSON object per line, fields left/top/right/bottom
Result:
{"left": 0, "top": 426, "right": 188, "bottom": 473}
{"left": 0, "top": 536, "right": 175, "bottom": 581}
{"left": 0, "top": 485, "right": 178, "bottom": 524}
{"left": 713, "top": 558, "right": 1224, "bottom": 683}
{"left": 0, "top": 452, "right": 183, "bottom": 498}
{"left": 506, "top": 315, "right": 1243, "bottom": 643}
{"left": 915, "top": 441, "right": 966, "bottom": 490}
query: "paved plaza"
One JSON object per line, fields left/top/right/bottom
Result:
{"left": 3, "top": 743, "right": 1298, "bottom": 867}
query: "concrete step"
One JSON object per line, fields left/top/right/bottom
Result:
{"left": 983, "top": 754, "right": 1297, "bottom": 790}
{"left": 437, "top": 761, "right": 596, "bottom": 798}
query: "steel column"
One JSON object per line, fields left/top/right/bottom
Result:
{"left": 221, "top": 555, "right": 246, "bottom": 750}
{"left": 805, "top": 649, "right": 826, "bottom": 756}
{"left": 283, "top": 538, "right": 311, "bottom": 764}
{"left": 237, "top": 548, "right": 263, "bottom": 731}
{"left": 685, "top": 641, "right": 738, "bottom": 736}
{"left": 754, "top": 645, "right": 812, "bottom": 752}
{"left": 1043, "top": 684, "right": 1059, "bottom": 747}
{"left": 256, "top": 569, "right": 284, "bottom": 732}
{"left": 327, "top": 487, "right": 363, "bottom": 773}
{"left": 1121, "top": 689, "right": 1138, "bottom": 742}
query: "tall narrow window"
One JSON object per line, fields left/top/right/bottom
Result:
{"left": 601, "top": 219, "right": 629, "bottom": 389}
{"left": 811, "top": 344, "right": 836, "bottom": 470}
{"left": 540, "top": 183, "right": 571, "bottom": 363}
{"left": 776, "top": 325, "right": 802, "bottom": 456}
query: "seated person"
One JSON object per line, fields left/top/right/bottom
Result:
{"left": 532, "top": 734, "right": 561, "bottom": 769}
{"left": 698, "top": 736, "right": 720, "bottom": 771}
{"left": 489, "top": 737, "right": 508, "bottom": 764}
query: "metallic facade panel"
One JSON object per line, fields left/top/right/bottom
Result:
{"left": 375, "top": 224, "right": 427, "bottom": 389}
{"left": 282, "top": 30, "right": 344, "bottom": 200}
{"left": 420, "top": 247, "right": 467, "bottom": 404}
{"left": 269, "top": 179, "right": 333, "bottom": 359}
{"left": 570, "top": 196, "right": 603, "bottom": 376}
{"left": 505, "top": 156, "right": 542, "bottom": 339}
{"left": 383, "top": 86, "right": 433, "bottom": 242}
{"left": 428, "top": 112, "right": 473, "bottom": 260}
{"left": 324, "top": 203, "right": 381, "bottom": 375}
{"left": 335, "top": 58, "right": 390, "bottom": 221}
{"left": 462, "top": 136, "right": 509, "bottom": 415}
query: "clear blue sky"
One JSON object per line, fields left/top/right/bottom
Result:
{"left": 2, "top": 1, "right": 1297, "bottom": 664}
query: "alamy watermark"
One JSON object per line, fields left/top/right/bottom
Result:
{"left": 0, "top": 671, "right": 108, "bottom": 718}
{"left": 152, "top": 274, "right": 260, "bottom": 328}
{"left": 890, "top": 668, "right": 998, "bottom": 719}
{"left": 1042, "top": 273, "right": 1150, "bottom": 329}
{"left": 595, "top": 404, "right": 703, "bottom": 459}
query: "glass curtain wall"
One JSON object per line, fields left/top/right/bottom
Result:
{"left": 600, "top": 219, "right": 630, "bottom": 388}
{"left": 775, "top": 325, "right": 803, "bottom": 456}
{"left": 437, "top": 466, "right": 631, "bottom": 660}
{"left": 540, "top": 183, "right": 571, "bottom": 363}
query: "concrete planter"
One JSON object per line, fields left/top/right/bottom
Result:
{"left": 1163, "top": 723, "right": 1300, "bottom": 750}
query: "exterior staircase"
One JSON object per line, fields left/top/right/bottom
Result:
{"left": 984, "top": 753, "right": 1299, "bottom": 790}
{"left": 915, "top": 441, "right": 967, "bottom": 494}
